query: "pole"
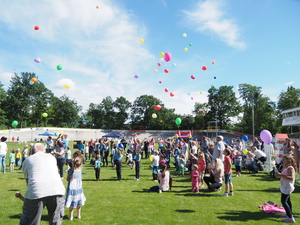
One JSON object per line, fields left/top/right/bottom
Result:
{"left": 252, "top": 98, "right": 255, "bottom": 142}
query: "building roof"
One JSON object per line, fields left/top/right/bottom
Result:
{"left": 275, "top": 133, "right": 289, "bottom": 139}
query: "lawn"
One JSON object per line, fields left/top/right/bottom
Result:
{"left": 1, "top": 142, "right": 299, "bottom": 225}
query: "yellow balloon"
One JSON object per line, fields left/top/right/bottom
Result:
{"left": 59, "top": 131, "right": 63, "bottom": 134}
{"left": 152, "top": 113, "right": 157, "bottom": 118}
{"left": 200, "top": 91, "right": 203, "bottom": 94}
{"left": 64, "top": 85, "right": 70, "bottom": 89}
{"left": 184, "top": 48, "right": 188, "bottom": 51}
{"left": 183, "top": 33, "right": 187, "bottom": 37}
{"left": 139, "top": 39, "right": 144, "bottom": 43}
{"left": 150, "top": 155, "right": 154, "bottom": 161}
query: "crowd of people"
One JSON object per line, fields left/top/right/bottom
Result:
{"left": 0, "top": 133, "right": 299, "bottom": 223}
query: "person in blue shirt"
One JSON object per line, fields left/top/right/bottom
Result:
{"left": 114, "top": 148, "right": 124, "bottom": 181}
{"left": 134, "top": 149, "right": 142, "bottom": 180}
{"left": 77, "top": 141, "right": 85, "bottom": 163}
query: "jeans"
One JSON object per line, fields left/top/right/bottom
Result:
{"left": 281, "top": 193, "right": 293, "bottom": 218}
{"left": 204, "top": 175, "right": 222, "bottom": 191}
{"left": 95, "top": 168, "right": 101, "bottom": 180}
{"left": 0, "top": 154, "right": 6, "bottom": 172}
{"left": 135, "top": 161, "right": 140, "bottom": 179}
{"left": 56, "top": 158, "right": 66, "bottom": 178}
{"left": 115, "top": 160, "right": 122, "bottom": 180}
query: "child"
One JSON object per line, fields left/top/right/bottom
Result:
{"left": 65, "top": 157, "right": 86, "bottom": 220}
{"left": 152, "top": 151, "right": 160, "bottom": 181}
{"left": 178, "top": 154, "right": 186, "bottom": 176}
{"left": 159, "top": 154, "right": 167, "bottom": 165}
{"left": 234, "top": 151, "right": 242, "bottom": 177}
{"left": 134, "top": 149, "right": 141, "bottom": 180}
{"left": 94, "top": 154, "right": 102, "bottom": 181}
{"left": 111, "top": 144, "right": 117, "bottom": 167}
{"left": 15, "top": 149, "right": 21, "bottom": 167}
{"left": 221, "top": 149, "right": 234, "bottom": 197}
{"left": 172, "top": 148, "right": 181, "bottom": 172}
{"left": 9, "top": 149, "right": 16, "bottom": 172}
{"left": 114, "top": 147, "right": 124, "bottom": 181}
{"left": 191, "top": 164, "right": 199, "bottom": 193}
{"left": 126, "top": 150, "right": 133, "bottom": 169}
{"left": 66, "top": 146, "right": 72, "bottom": 169}
{"left": 276, "top": 155, "right": 297, "bottom": 223}
{"left": 190, "top": 152, "right": 206, "bottom": 188}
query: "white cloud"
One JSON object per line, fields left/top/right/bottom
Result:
{"left": 285, "top": 81, "right": 294, "bottom": 85}
{"left": 183, "top": 0, "right": 246, "bottom": 50}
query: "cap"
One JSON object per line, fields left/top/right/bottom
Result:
{"left": 217, "top": 135, "right": 224, "bottom": 140}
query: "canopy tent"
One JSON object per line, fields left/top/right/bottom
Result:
{"left": 38, "top": 131, "right": 54, "bottom": 136}
{"left": 102, "top": 133, "right": 121, "bottom": 138}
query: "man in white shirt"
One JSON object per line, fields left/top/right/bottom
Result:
{"left": 253, "top": 147, "right": 267, "bottom": 163}
{"left": 19, "top": 143, "right": 65, "bottom": 225}
{"left": 212, "top": 136, "right": 225, "bottom": 162}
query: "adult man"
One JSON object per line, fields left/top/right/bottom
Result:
{"left": 19, "top": 143, "right": 65, "bottom": 225}
{"left": 253, "top": 137, "right": 262, "bottom": 150}
{"left": 212, "top": 136, "right": 225, "bottom": 161}
{"left": 253, "top": 147, "right": 267, "bottom": 163}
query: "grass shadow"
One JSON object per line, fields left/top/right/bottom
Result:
{"left": 8, "top": 189, "right": 21, "bottom": 191}
{"left": 238, "top": 188, "right": 278, "bottom": 193}
{"left": 175, "top": 209, "right": 196, "bottom": 213}
{"left": 9, "top": 214, "right": 48, "bottom": 222}
{"left": 216, "top": 210, "right": 279, "bottom": 222}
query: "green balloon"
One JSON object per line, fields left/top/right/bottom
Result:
{"left": 56, "top": 64, "right": 63, "bottom": 70}
{"left": 42, "top": 113, "right": 48, "bottom": 118}
{"left": 189, "top": 43, "right": 192, "bottom": 46}
{"left": 159, "top": 52, "right": 164, "bottom": 57}
{"left": 11, "top": 120, "right": 18, "bottom": 127}
{"left": 175, "top": 118, "right": 181, "bottom": 126}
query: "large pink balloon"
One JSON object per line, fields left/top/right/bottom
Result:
{"left": 260, "top": 130, "right": 272, "bottom": 144}
{"left": 164, "top": 52, "right": 172, "bottom": 62}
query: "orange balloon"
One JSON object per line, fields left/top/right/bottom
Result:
{"left": 96, "top": 6, "right": 99, "bottom": 9}
{"left": 30, "top": 78, "right": 37, "bottom": 82}
{"left": 212, "top": 61, "right": 215, "bottom": 64}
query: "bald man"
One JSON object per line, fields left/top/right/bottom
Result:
{"left": 19, "top": 143, "right": 65, "bottom": 225}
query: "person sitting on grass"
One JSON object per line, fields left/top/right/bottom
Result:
{"left": 150, "top": 163, "right": 170, "bottom": 193}
{"left": 204, "top": 158, "right": 224, "bottom": 192}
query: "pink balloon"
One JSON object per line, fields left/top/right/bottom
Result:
{"left": 170, "top": 92, "right": 174, "bottom": 97}
{"left": 159, "top": 81, "right": 162, "bottom": 84}
{"left": 191, "top": 75, "right": 195, "bottom": 79}
{"left": 260, "top": 130, "right": 272, "bottom": 144}
{"left": 164, "top": 88, "right": 169, "bottom": 92}
{"left": 164, "top": 52, "right": 172, "bottom": 62}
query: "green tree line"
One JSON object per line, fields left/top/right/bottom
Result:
{"left": 0, "top": 72, "right": 299, "bottom": 135}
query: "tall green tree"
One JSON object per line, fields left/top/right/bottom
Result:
{"left": 207, "top": 85, "right": 242, "bottom": 129}
{"left": 114, "top": 96, "right": 131, "bottom": 129}
{"left": 0, "top": 82, "right": 8, "bottom": 128}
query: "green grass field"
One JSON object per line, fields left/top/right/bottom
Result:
{"left": 0, "top": 142, "right": 299, "bottom": 225}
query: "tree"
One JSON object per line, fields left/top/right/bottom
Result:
{"left": 5, "top": 72, "right": 53, "bottom": 128}
{"left": 192, "top": 103, "right": 209, "bottom": 130}
{"left": 207, "top": 85, "right": 242, "bottom": 129}
{"left": 0, "top": 82, "right": 8, "bottom": 128}
{"left": 113, "top": 96, "right": 131, "bottom": 129}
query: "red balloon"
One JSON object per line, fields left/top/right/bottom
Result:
{"left": 157, "top": 63, "right": 161, "bottom": 66}
{"left": 164, "top": 69, "right": 169, "bottom": 73}
{"left": 202, "top": 66, "right": 207, "bottom": 70}
{"left": 34, "top": 25, "right": 40, "bottom": 30}
{"left": 191, "top": 75, "right": 196, "bottom": 79}
{"left": 200, "top": 110, "right": 205, "bottom": 114}
{"left": 164, "top": 88, "right": 169, "bottom": 92}
{"left": 170, "top": 92, "right": 174, "bottom": 97}
{"left": 159, "top": 81, "right": 162, "bottom": 84}
{"left": 154, "top": 105, "right": 162, "bottom": 110}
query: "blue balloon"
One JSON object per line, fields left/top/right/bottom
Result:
{"left": 225, "top": 139, "right": 230, "bottom": 144}
{"left": 242, "top": 135, "right": 248, "bottom": 141}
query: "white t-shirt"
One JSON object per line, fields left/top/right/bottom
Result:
{"left": 181, "top": 143, "right": 188, "bottom": 155}
{"left": 85, "top": 146, "right": 89, "bottom": 153}
{"left": 212, "top": 141, "right": 225, "bottom": 161}
{"left": 0, "top": 142, "right": 8, "bottom": 155}
{"left": 23, "top": 152, "right": 65, "bottom": 199}
{"left": 152, "top": 155, "right": 159, "bottom": 167}
{"left": 254, "top": 149, "right": 266, "bottom": 158}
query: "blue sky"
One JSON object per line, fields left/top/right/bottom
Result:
{"left": 0, "top": 0, "right": 299, "bottom": 115}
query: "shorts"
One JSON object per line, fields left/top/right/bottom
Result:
{"left": 127, "top": 160, "right": 133, "bottom": 165}
{"left": 179, "top": 166, "right": 184, "bottom": 173}
{"left": 224, "top": 173, "right": 232, "bottom": 184}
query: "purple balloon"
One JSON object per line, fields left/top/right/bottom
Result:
{"left": 260, "top": 130, "right": 272, "bottom": 144}
{"left": 34, "top": 57, "right": 41, "bottom": 63}
{"left": 134, "top": 74, "right": 139, "bottom": 78}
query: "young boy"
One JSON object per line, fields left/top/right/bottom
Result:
{"left": 178, "top": 154, "right": 186, "bottom": 176}
{"left": 221, "top": 148, "right": 234, "bottom": 197}
{"left": 94, "top": 154, "right": 102, "bottom": 181}
{"left": 152, "top": 151, "right": 159, "bottom": 181}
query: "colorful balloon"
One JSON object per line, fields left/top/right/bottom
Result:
{"left": 242, "top": 135, "right": 248, "bottom": 141}
{"left": 159, "top": 81, "right": 162, "bottom": 84}
{"left": 11, "top": 120, "right": 18, "bottom": 127}
{"left": 199, "top": 91, "right": 203, "bottom": 94}
{"left": 152, "top": 113, "right": 157, "bottom": 118}
{"left": 214, "top": 76, "right": 216, "bottom": 79}
{"left": 202, "top": 66, "right": 207, "bottom": 70}
{"left": 200, "top": 110, "right": 205, "bottom": 114}
{"left": 189, "top": 43, "right": 192, "bottom": 46}
{"left": 164, "top": 52, "right": 172, "bottom": 62}
{"left": 139, "top": 39, "right": 144, "bottom": 43}
{"left": 154, "top": 105, "right": 162, "bottom": 110}
{"left": 187, "top": 92, "right": 191, "bottom": 95}
{"left": 157, "top": 63, "right": 161, "bottom": 66}
{"left": 30, "top": 78, "right": 37, "bottom": 83}
{"left": 191, "top": 97, "right": 193, "bottom": 100}
{"left": 170, "top": 92, "right": 174, "bottom": 97}
{"left": 159, "top": 52, "right": 164, "bottom": 57}
{"left": 260, "top": 130, "right": 272, "bottom": 144}
{"left": 159, "top": 58, "right": 164, "bottom": 62}
{"left": 191, "top": 75, "right": 195, "bottom": 79}
{"left": 57, "top": 64, "right": 63, "bottom": 70}
{"left": 182, "top": 33, "right": 187, "bottom": 37}
{"left": 134, "top": 74, "right": 139, "bottom": 78}
{"left": 96, "top": 6, "right": 99, "bottom": 9}
{"left": 150, "top": 155, "right": 154, "bottom": 161}
{"left": 212, "top": 61, "right": 215, "bottom": 64}
{"left": 164, "top": 88, "right": 169, "bottom": 92}
{"left": 164, "top": 69, "right": 169, "bottom": 73}
{"left": 175, "top": 118, "right": 181, "bottom": 126}
{"left": 34, "top": 25, "right": 40, "bottom": 30}
{"left": 64, "top": 85, "right": 70, "bottom": 89}
{"left": 243, "top": 149, "right": 248, "bottom": 154}
{"left": 34, "top": 58, "right": 41, "bottom": 63}
{"left": 154, "top": 69, "right": 158, "bottom": 73}
{"left": 42, "top": 113, "right": 48, "bottom": 118}
{"left": 184, "top": 48, "right": 188, "bottom": 51}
